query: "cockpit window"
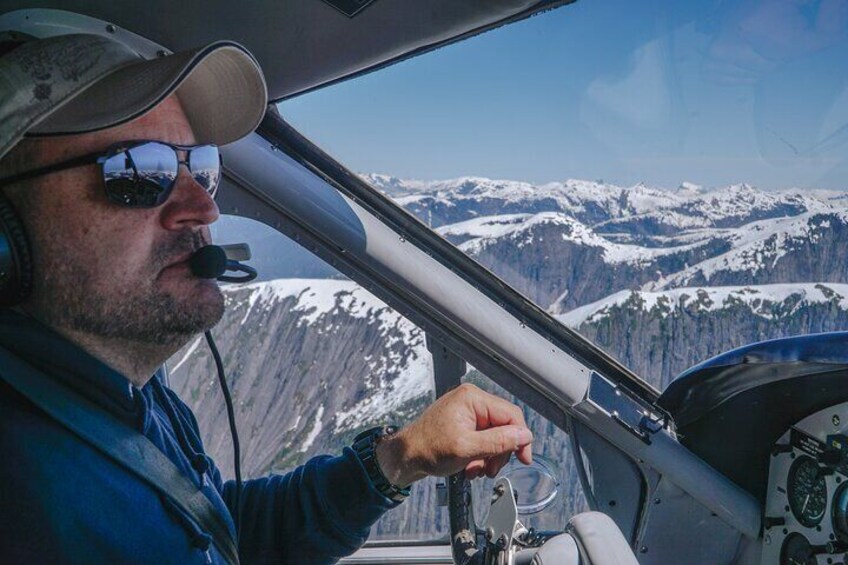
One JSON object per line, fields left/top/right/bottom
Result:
{"left": 169, "top": 0, "right": 845, "bottom": 548}
{"left": 280, "top": 0, "right": 848, "bottom": 393}
{"left": 167, "top": 215, "right": 445, "bottom": 541}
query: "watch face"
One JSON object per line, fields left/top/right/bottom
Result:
{"left": 354, "top": 425, "right": 387, "bottom": 443}
{"left": 352, "top": 425, "right": 409, "bottom": 502}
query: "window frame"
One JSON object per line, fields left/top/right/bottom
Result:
{"left": 215, "top": 112, "right": 762, "bottom": 541}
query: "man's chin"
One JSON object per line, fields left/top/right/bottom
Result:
{"left": 178, "top": 283, "right": 226, "bottom": 330}
{"left": 146, "top": 281, "right": 226, "bottom": 344}
{"left": 30, "top": 263, "right": 229, "bottom": 348}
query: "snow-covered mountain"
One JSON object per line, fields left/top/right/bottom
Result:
{"left": 169, "top": 277, "right": 591, "bottom": 538}
{"left": 560, "top": 283, "right": 848, "bottom": 327}
{"left": 649, "top": 212, "right": 848, "bottom": 290}
{"left": 559, "top": 282, "right": 848, "bottom": 389}
{"left": 169, "top": 278, "right": 848, "bottom": 538}
{"left": 364, "top": 174, "right": 835, "bottom": 233}
{"left": 170, "top": 279, "right": 431, "bottom": 473}
{"left": 366, "top": 175, "right": 847, "bottom": 311}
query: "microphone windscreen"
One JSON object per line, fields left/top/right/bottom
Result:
{"left": 190, "top": 245, "right": 228, "bottom": 279}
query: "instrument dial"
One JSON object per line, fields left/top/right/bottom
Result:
{"left": 787, "top": 455, "right": 827, "bottom": 528}
{"left": 832, "top": 482, "right": 848, "bottom": 542}
{"left": 780, "top": 533, "right": 816, "bottom": 565}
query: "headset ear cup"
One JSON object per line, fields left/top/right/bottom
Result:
{"left": 0, "top": 192, "right": 33, "bottom": 306}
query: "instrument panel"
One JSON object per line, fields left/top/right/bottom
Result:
{"left": 762, "top": 406, "right": 848, "bottom": 565}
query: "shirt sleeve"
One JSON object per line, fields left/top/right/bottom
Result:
{"left": 164, "top": 384, "right": 399, "bottom": 563}
{"left": 217, "top": 448, "right": 401, "bottom": 564}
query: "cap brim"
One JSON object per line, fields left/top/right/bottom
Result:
{"left": 28, "top": 41, "right": 267, "bottom": 146}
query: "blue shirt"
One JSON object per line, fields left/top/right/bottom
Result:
{"left": 0, "top": 310, "right": 398, "bottom": 564}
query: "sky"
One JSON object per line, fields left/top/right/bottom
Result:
{"left": 279, "top": 0, "right": 848, "bottom": 191}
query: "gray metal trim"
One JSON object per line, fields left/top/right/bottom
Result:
{"left": 276, "top": 0, "right": 577, "bottom": 101}
{"left": 338, "top": 543, "right": 453, "bottom": 564}
{"left": 568, "top": 415, "right": 598, "bottom": 510}
{"left": 571, "top": 400, "right": 760, "bottom": 539}
{"left": 425, "top": 335, "right": 481, "bottom": 565}
{"left": 570, "top": 419, "right": 646, "bottom": 545}
{"left": 634, "top": 477, "right": 745, "bottom": 565}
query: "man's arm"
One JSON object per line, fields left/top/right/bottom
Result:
{"left": 219, "top": 449, "right": 397, "bottom": 564}
{"left": 208, "top": 383, "right": 533, "bottom": 563}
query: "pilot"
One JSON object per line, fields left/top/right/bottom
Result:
{"left": 0, "top": 33, "right": 533, "bottom": 563}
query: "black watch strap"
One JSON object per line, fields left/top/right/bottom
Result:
{"left": 352, "top": 425, "right": 411, "bottom": 503}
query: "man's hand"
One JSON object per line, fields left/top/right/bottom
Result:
{"left": 375, "top": 383, "right": 533, "bottom": 488}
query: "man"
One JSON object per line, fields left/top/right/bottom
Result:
{"left": 0, "top": 31, "right": 533, "bottom": 564}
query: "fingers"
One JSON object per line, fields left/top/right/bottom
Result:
{"left": 404, "top": 384, "right": 535, "bottom": 481}
{"left": 465, "top": 459, "right": 486, "bottom": 479}
{"left": 467, "top": 387, "right": 528, "bottom": 431}
{"left": 471, "top": 425, "right": 533, "bottom": 459}
{"left": 516, "top": 442, "right": 533, "bottom": 465}
{"left": 466, "top": 454, "right": 513, "bottom": 480}
{"left": 484, "top": 452, "right": 510, "bottom": 478}
{"left": 468, "top": 451, "right": 530, "bottom": 480}
{"left": 457, "top": 385, "right": 534, "bottom": 474}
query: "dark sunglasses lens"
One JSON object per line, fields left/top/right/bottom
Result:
{"left": 188, "top": 145, "right": 220, "bottom": 194}
{"left": 102, "top": 142, "right": 178, "bottom": 207}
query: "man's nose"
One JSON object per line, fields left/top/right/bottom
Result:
{"left": 158, "top": 167, "right": 220, "bottom": 230}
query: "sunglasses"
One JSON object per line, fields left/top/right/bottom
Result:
{"left": 0, "top": 140, "right": 221, "bottom": 208}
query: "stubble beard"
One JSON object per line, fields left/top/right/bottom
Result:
{"left": 33, "top": 231, "right": 226, "bottom": 349}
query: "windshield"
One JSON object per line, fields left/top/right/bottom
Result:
{"left": 171, "top": 0, "right": 846, "bottom": 545}
{"left": 280, "top": 0, "right": 848, "bottom": 391}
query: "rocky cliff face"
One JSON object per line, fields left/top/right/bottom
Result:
{"left": 560, "top": 283, "right": 848, "bottom": 390}
{"left": 168, "top": 279, "right": 450, "bottom": 537}
{"left": 443, "top": 212, "right": 734, "bottom": 309}
{"left": 169, "top": 177, "right": 848, "bottom": 540}
{"left": 169, "top": 280, "right": 432, "bottom": 476}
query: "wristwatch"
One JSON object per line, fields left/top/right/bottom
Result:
{"left": 352, "top": 425, "right": 411, "bottom": 503}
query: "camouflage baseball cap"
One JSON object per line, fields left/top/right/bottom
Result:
{"left": 0, "top": 33, "right": 267, "bottom": 161}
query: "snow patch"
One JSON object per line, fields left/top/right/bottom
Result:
{"left": 333, "top": 344, "right": 432, "bottom": 433}
{"left": 287, "top": 415, "right": 302, "bottom": 433}
{"left": 226, "top": 279, "right": 391, "bottom": 327}
{"left": 442, "top": 211, "right": 711, "bottom": 266}
{"left": 299, "top": 405, "right": 324, "bottom": 453}
{"left": 559, "top": 283, "right": 848, "bottom": 326}
{"left": 170, "top": 336, "right": 203, "bottom": 374}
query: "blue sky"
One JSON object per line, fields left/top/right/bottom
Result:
{"left": 280, "top": 0, "right": 847, "bottom": 191}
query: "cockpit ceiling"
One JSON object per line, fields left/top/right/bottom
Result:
{"left": 6, "top": 0, "right": 576, "bottom": 101}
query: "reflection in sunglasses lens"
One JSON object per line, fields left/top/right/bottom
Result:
{"left": 190, "top": 145, "right": 220, "bottom": 192}
{"left": 101, "top": 142, "right": 219, "bottom": 207}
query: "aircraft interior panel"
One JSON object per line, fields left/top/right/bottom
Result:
{"left": 763, "top": 404, "right": 848, "bottom": 565}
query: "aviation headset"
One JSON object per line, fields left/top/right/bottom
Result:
{"left": 0, "top": 36, "right": 35, "bottom": 307}
{"left": 0, "top": 173, "right": 34, "bottom": 308}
